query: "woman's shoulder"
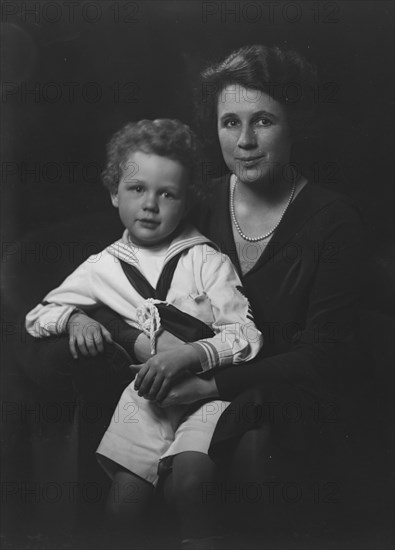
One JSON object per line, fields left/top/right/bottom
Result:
{"left": 302, "top": 181, "right": 355, "bottom": 207}
{"left": 292, "top": 183, "right": 367, "bottom": 252}
{"left": 298, "top": 182, "right": 364, "bottom": 224}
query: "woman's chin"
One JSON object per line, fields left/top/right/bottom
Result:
{"left": 235, "top": 164, "right": 268, "bottom": 183}
{"left": 236, "top": 173, "right": 271, "bottom": 187}
{"left": 236, "top": 166, "right": 285, "bottom": 187}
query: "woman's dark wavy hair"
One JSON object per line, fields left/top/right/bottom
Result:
{"left": 197, "top": 45, "right": 318, "bottom": 152}
{"left": 102, "top": 118, "right": 204, "bottom": 201}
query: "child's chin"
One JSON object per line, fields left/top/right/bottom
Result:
{"left": 132, "top": 235, "right": 168, "bottom": 247}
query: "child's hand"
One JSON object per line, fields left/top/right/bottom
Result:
{"left": 134, "top": 345, "right": 201, "bottom": 401}
{"left": 134, "top": 331, "right": 184, "bottom": 363}
{"left": 67, "top": 312, "right": 113, "bottom": 359}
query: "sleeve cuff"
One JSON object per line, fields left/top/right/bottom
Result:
{"left": 58, "top": 306, "right": 83, "bottom": 334}
{"left": 188, "top": 341, "right": 219, "bottom": 371}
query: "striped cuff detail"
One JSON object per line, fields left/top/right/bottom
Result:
{"left": 188, "top": 341, "right": 219, "bottom": 371}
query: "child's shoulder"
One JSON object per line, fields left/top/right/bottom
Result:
{"left": 177, "top": 225, "right": 233, "bottom": 272}
{"left": 104, "top": 230, "right": 140, "bottom": 264}
{"left": 75, "top": 233, "right": 129, "bottom": 273}
{"left": 169, "top": 224, "right": 219, "bottom": 257}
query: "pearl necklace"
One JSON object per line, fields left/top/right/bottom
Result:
{"left": 230, "top": 175, "right": 296, "bottom": 242}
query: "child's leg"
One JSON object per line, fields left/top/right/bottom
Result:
{"left": 164, "top": 451, "right": 219, "bottom": 540}
{"left": 159, "top": 400, "right": 230, "bottom": 546}
{"left": 105, "top": 468, "right": 155, "bottom": 538}
{"left": 98, "top": 385, "right": 181, "bottom": 545}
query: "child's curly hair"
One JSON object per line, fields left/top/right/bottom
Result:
{"left": 101, "top": 119, "right": 204, "bottom": 201}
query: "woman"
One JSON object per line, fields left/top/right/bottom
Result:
{"left": 21, "top": 45, "right": 364, "bottom": 548}
{"left": 133, "top": 44, "right": 365, "bottom": 542}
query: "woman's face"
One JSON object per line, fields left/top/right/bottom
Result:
{"left": 217, "top": 84, "right": 292, "bottom": 185}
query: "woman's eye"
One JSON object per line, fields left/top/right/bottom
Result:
{"left": 162, "top": 192, "right": 174, "bottom": 199}
{"left": 224, "top": 119, "right": 239, "bottom": 128}
{"left": 256, "top": 118, "right": 272, "bottom": 127}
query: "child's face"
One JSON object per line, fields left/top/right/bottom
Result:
{"left": 111, "top": 151, "right": 188, "bottom": 247}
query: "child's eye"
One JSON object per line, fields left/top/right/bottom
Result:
{"left": 129, "top": 185, "right": 143, "bottom": 193}
{"left": 161, "top": 191, "right": 175, "bottom": 199}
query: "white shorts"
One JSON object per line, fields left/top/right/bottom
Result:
{"left": 96, "top": 380, "right": 230, "bottom": 486}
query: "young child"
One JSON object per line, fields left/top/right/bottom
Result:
{"left": 26, "top": 119, "right": 263, "bottom": 549}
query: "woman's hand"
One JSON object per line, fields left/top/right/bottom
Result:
{"left": 66, "top": 312, "right": 112, "bottom": 359}
{"left": 156, "top": 375, "right": 220, "bottom": 407}
{"left": 134, "top": 345, "right": 201, "bottom": 401}
{"left": 134, "top": 331, "right": 185, "bottom": 363}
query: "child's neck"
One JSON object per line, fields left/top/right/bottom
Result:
{"left": 126, "top": 222, "right": 186, "bottom": 251}
{"left": 127, "top": 234, "right": 171, "bottom": 252}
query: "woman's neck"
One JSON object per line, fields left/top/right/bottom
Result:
{"left": 233, "top": 173, "right": 296, "bottom": 210}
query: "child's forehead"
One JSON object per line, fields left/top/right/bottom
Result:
{"left": 122, "top": 148, "right": 150, "bottom": 162}
{"left": 120, "top": 150, "right": 188, "bottom": 185}
{"left": 123, "top": 149, "right": 172, "bottom": 161}
{"left": 122, "top": 150, "right": 185, "bottom": 169}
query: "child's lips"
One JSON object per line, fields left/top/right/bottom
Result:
{"left": 138, "top": 218, "right": 160, "bottom": 228}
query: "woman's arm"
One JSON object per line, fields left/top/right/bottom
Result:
{"left": 158, "top": 375, "right": 220, "bottom": 407}
{"left": 213, "top": 200, "right": 365, "bottom": 401}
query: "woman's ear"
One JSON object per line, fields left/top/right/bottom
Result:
{"left": 111, "top": 193, "right": 119, "bottom": 207}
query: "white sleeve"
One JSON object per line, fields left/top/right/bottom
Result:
{"left": 188, "top": 245, "right": 263, "bottom": 371}
{"left": 25, "top": 257, "right": 100, "bottom": 337}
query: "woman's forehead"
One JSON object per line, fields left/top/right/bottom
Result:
{"left": 216, "top": 84, "right": 285, "bottom": 117}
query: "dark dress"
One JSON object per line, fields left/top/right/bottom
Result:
{"left": 193, "top": 175, "right": 365, "bottom": 464}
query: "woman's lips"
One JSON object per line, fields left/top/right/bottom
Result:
{"left": 236, "top": 155, "right": 265, "bottom": 166}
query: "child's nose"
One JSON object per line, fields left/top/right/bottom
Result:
{"left": 143, "top": 193, "right": 159, "bottom": 212}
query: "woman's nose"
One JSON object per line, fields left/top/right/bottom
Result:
{"left": 237, "top": 125, "right": 257, "bottom": 149}
{"left": 143, "top": 193, "right": 159, "bottom": 212}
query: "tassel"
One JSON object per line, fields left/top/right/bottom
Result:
{"left": 136, "top": 298, "right": 162, "bottom": 355}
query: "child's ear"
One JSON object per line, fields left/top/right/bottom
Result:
{"left": 111, "top": 193, "right": 119, "bottom": 207}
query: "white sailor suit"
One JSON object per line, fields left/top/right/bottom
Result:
{"left": 26, "top": 224, "right": 263, "bottom": 485}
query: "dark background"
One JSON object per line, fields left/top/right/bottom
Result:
{"left": 1, "top": 0, "right": 394, "bottom": 244}
{"left": 1, "top": 1, "right": 394, "bottom": 548}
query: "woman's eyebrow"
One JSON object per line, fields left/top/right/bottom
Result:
{"left": 219, "top": 109, "right": 278, "bottom": 121}
{"left": 218, "top": 112, "right": 238, "bottom": 121}
{"left": 253, "top": 109, "right": 278, "bottom": 119}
